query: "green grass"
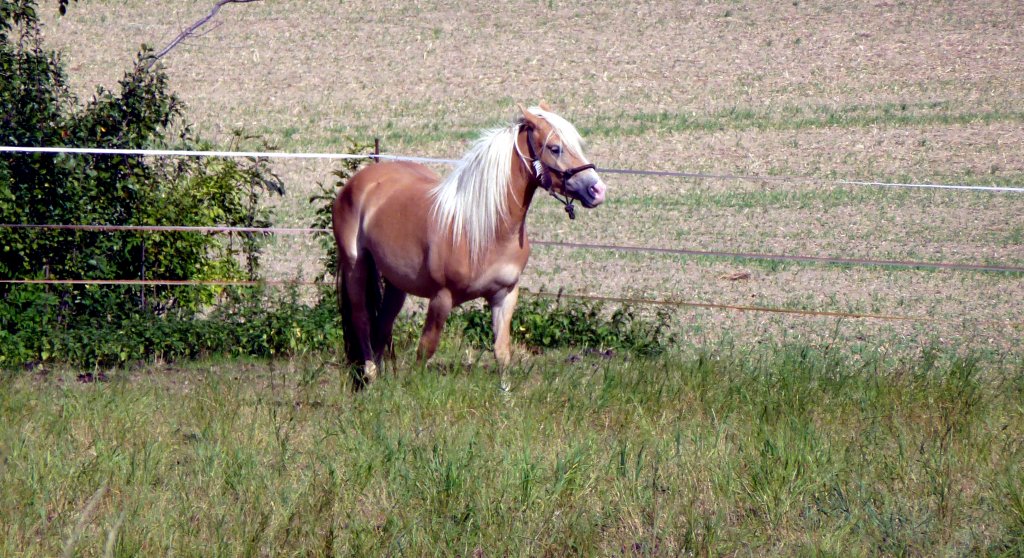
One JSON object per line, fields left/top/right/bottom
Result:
{"left": 610, "top": 187, "right": 892, "bottom": 211}
{"left": 254, "top": 97, "right": 1024, "bottom": 154}
{"left": 604, "top": 184, "right": 1024, "bottom": 213}
{"left": 579, "top": 101, "right": 1024, "bottom": 138}
{"left": 2, "top": 343, "right": 1022, "bottom": 556}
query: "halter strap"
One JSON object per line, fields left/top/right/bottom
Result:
{"left": 559, "top": 162, "right": 597, "bottom": 182}
{"left": 523, "top": 127, "right": 593, "bottom": 220}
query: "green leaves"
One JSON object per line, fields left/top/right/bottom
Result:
{"left": 452, "top": 293, "right": 675, "bottom": 356}
{"left": 309, "top": 140, "right": 375, "bottom": 282}
{"left": 0, "top": 286, "right": 344, "bottom": 368}
{"left": 1, "top": 1, "right": 284, "bottom": 363}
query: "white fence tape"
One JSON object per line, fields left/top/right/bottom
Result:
{"left": 1, "top": 145, "right": 1022, "bottom": 193}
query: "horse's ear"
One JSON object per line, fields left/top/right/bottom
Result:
{"left": 539, "top": 101, "right": 553, "bottom": 112}
{"left": 517, "top": 103, "right": 544, "bottom": 130}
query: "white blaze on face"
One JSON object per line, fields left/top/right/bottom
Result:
{"left": 583, "top": 164, "right": 607, "bottom": 205}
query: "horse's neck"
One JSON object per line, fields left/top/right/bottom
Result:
{"left": 496, "top": 131, "right": 541, "bottom": 240}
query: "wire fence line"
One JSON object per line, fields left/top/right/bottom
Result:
{"left": 1, "top": 223, "right": 327, "bottom": 235}
{"left": 528, "top": 290, "right": 1024, "bottom": 328}
{"left": 2, "top": 145, "right": 1023, "bottom": 193}
{"left": 0, "top": 145, "right": 458, "bottom": 165}
{"left": 3, "top": 278, "right": 1020, "bottom": 328}
{"left": 3, "top": 145, "right": 1021, "bottom": 325}
{"left": 3, "top": 223, "right": 1022, "bottom": 274}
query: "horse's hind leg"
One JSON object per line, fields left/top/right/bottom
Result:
{"left": 343, "top": 255, "right": 379, "bottom": 383}
{"left": 373, "top": 281, "right": 407, "bottom": 361}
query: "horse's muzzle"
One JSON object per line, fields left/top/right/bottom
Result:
{"left": 571, "top": 177, "right": 606, "bottom": 208}
{"left": 584, "top": 180, "right": 607, "bottom": 207}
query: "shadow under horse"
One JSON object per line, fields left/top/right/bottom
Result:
{"left": 331, "top": 104, "right": 607, "bottom": 389}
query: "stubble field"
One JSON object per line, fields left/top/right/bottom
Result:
{"left": 40, "top": 0, "right": 1024, "bottom": 355}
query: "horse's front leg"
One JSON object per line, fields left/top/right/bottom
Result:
{"left": 489, "top": 285, "right": 520, "bottom": 391}
{"left": 417, "top": 289, "right": 453, "bottom": 363}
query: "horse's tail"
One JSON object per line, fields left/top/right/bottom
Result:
{"left": 363, "top": 251, "right": 383, "bottom": 345}
{"left": 336, "top": 249, "right": 383, "bottom": 365}
{"left": 336, "top": 255, "right": 360, "bottom": 365}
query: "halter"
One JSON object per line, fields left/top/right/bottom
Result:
{"left": 522, "top": 127, "right": 595, "bottom": 220}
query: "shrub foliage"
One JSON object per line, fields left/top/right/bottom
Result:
{"left": 308, "top": 139, "right": 375, "bottom": 281}
{"left": 452, "top": 293, "right": 675, "bottom": 357}
{"left": 0, "top": 0, "right": 284, "bottom": 365}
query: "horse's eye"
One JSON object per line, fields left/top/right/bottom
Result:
{"left": 549, "top": 144, "right": 562, "bottom": 156}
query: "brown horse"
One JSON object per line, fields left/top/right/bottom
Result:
{"left": 331, "top": 105, "right": 606, "bottom": 388}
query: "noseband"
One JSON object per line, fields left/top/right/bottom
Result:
{"left": 523, "top": 128, "right": 594, "bottom": 220}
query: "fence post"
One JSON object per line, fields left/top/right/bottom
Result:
{"left": 222, "top": 230, "right": 232, "bottom": 304}
{"left": 140, "top": 235, "right": 147, "bottom": 310}
{"left": 373, "top": 138, "right": 380, "bottom": 163}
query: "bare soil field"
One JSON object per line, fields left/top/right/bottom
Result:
{"left": 39, "top": 0, "right": 1024, "bottom": 355}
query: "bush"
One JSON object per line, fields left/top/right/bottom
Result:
{"left": 451, "top": 292, "right": 676, "bottom": 356}
{"left": 0, "top": 1, "right": 282, "bottom": 327}
{"left": 0, "top": 285, "right": 344, "bottom": 368}
{"left": 308, "top": 140, "right": 376, "bottom": 281}
{"left": 0, "top": 0, "right": 293, "bottom": 367}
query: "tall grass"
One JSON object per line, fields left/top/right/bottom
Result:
{"left": 1, "top": 343, "right": 1021, "bottom": 556}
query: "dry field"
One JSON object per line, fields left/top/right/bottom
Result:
{"left": 40, "top": 0, "right": 1024, "bottom": 356}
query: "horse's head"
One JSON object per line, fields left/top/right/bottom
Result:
{"left": 518, "top": 104, "right": 607, "bottom": 210}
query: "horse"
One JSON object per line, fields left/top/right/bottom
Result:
{"left": 331, "top": 104, "right": 607, "bottom": 388}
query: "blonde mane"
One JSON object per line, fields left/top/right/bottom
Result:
{"left": 429, "top": 107, "right": 585, "bottom": 265}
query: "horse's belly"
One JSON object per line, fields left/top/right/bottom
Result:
{"left": 369, "top": 245, "right": 435, "bottom": 298}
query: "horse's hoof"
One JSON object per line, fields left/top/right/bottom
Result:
{"left": 363, "top": 361, "right": 379, "bottom": 383}
{"left": 462, "top": 348, "right": 478, "bottom": 368}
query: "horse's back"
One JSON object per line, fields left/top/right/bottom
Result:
{"left": 333, "top": 161, "right": 444, "bottom": 295}
{"left": 336, "top": 161, "right": 437, "bottom": 207}
{"left": 335, "top": 161, "right": 437, "bottom": 227}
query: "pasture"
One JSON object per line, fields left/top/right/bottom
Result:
{"left": 2, "top": 0, "right": 1022, "bottom": 554}
{"left": 3, "top": 345, "right": 1024, "bottom": 555}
